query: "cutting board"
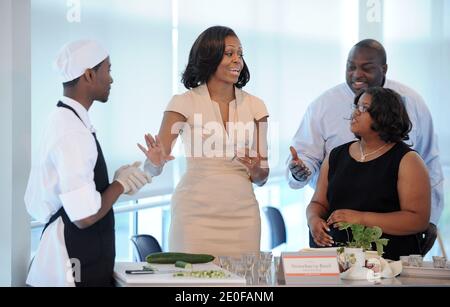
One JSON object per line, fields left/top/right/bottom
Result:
{"left": 114, "top": 262, "right": 246, "bottom": 287}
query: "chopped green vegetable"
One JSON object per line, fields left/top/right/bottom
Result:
{"left": 173, "top": 270, "right": 229, "bottom": 279}
{"left": 175, "top": 261, "right": 193, "bottom": 269}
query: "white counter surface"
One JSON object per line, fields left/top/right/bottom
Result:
{"left": 114, "top": 262, "right": 246, "bottom": 287}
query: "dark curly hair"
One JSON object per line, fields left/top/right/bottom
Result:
{"left": 354, "top": 87, "right": 412, "bottom": 143}
{"left": 181, "top": 26, "right": 250, "bottom": 89}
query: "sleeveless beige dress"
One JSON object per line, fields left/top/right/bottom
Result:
{"left": 165, "top": 84, "right": 269, "bottom": 258}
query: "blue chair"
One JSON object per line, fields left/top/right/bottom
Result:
{"left": 263, "top": 206, "right": 287, "bottom": 249}
{"left": 130, "top": 234, "right": 163, "bottom": 262}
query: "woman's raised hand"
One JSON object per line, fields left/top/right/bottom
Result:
{"left": 138, "top": 133, "right": 174, "bottom": 166}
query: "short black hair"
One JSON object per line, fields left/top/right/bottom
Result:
{"left": 354, "top": 39, "right": 387, "bottom": 65}
{"left": 354, "top": 87, "right": 412, "bottom": 143}
{"left": 181, "top": 26, "right": 250, "bottom": 89}
{"left": 63, "top": 60, "right": 104, "bottom": 88}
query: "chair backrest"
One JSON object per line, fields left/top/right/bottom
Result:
{"left": 130, "top": 234, "right": 163, "bottom": 262}
{"left": 263, "top": 206, "right": 287, "bottom": 249}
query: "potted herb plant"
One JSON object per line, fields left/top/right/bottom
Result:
{"left": 336, "top": 223, "right": 389, "bottom": 271}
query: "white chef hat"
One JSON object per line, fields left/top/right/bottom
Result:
{"left": 54, "top": 39, "right": 109, "bottom": 83}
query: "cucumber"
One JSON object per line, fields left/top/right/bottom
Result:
{"left": 175, "top": 260, "right": 193, "bottom": 269}
{"left": 146, "top": 252, "right": 215, "bottom": 264}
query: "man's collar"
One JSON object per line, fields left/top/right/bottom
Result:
{"left": 343, "top": 79, "right": 391, "bottom": 97}
{"left": 60, "top": 96, "right": 96, "bottom": 133}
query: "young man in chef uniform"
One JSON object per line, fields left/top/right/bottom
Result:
{"left": 25, "top": 40, "right": 151, "bottom": 287}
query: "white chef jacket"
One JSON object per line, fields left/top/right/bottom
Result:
{"left": 287, "top": 80, "right": 444, "bottom": 225}
{"left": 25, "top": 96, "right": 101, "bottom": 286}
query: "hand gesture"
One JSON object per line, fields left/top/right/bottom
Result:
{"left": 289, "top": 146, "right": 311, "bottom": 182}
{"left": 137, "top": 133, "right": 174, "bottom": 167}
{"left": 235, "top": 148, "right": 262, "bottom": 176}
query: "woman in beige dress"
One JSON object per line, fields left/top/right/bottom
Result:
{"left": 138, "top": 26, "right": 270, "bottom": 257}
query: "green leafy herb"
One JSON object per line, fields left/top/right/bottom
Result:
{"left": 338, "top": 223, "right": 389, "bottom": 255}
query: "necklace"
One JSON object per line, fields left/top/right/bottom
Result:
{"left": 358, "top": 141, "right": 388, "bottom": 162}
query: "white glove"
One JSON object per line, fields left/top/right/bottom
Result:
{"left": 114, "top": 161, "right": 152, "bottom": 195}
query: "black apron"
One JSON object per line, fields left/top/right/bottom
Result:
{"left": 42, "top": 101, "right": 115, "bottom": 287}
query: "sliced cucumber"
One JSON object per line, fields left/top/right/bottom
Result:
{"left": 175, "top": 260, "right": 193, "bottom": 269}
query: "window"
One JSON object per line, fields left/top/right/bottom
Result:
{"left": 384, "top": 0, "right": 450, "bottom": 258}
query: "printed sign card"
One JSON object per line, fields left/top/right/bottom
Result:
{"left": 281, "top": 250, "right": 341, "bottom": 285}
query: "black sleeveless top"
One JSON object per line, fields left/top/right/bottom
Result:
{"left": 320, "top": 141, "right": 421, "bottom": 260}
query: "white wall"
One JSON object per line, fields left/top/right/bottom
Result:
{"left": 0, "top": 0, "right": 13, "bottom": 287}
{"left": 0, "top": 0, "right": 31, "bottom": 287}
{"left": 30, "top": 0, "right": 175, "bottom": 196}
{"left": 359, "top": 0, "right": 383, "bottom": 41}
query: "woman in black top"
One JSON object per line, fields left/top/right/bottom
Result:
{"left": 306, "top": 87, "right": 430, "bottom": 260}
